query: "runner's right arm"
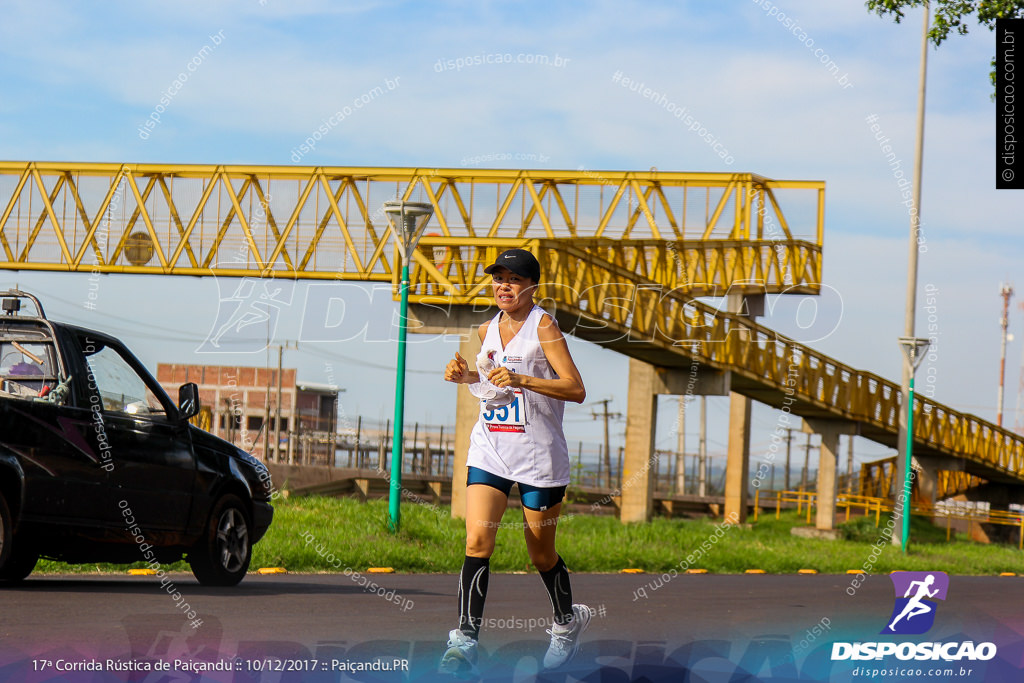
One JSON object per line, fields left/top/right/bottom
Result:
{"left": 444, "top": 322, "right": 489, "bottom": 384}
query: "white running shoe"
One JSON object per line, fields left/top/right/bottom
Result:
{"left": 543, "top": 604, "right": 592, "bottom": 670}
{"left": 439, "top": 628, "right": 479, "bottom": 677}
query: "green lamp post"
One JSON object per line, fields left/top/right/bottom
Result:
{"left": 897, "top": 335, "right": 929, "bottom": 553}
{"left": 383, "top": 200, "right": 434, "bottom": 533}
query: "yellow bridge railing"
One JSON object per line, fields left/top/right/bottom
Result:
{"left": 755, "top": 489, "right": 1024, "bottom": 549}
{"left": 753, "top": 489, "right": 888, "bottom": 525}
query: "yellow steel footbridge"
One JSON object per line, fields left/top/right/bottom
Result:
{"left": 0, "top": 161, "right": 1018, "bottom": 501}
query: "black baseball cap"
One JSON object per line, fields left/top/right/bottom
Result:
{"left": 483, "top": 248, "right": 540, "bottom": 283}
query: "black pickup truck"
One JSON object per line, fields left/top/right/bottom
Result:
{"left": 0, "top": 290, "right": 273, "bottom": 586}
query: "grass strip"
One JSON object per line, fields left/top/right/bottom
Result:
{"left": 33, "top": 497, "right": 1024, "bottom": 575}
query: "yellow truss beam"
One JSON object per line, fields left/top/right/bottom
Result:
{"left": 406, "top": 237, "right": 821, "bottom": 300}
{"left": 859, "top": 456, "right": 986, "bottom": 501}
{"left": 0, "top": 162, "right": 823, "bottom": 284}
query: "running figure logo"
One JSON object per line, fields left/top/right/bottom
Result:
{"left": 882, "top": 571, "right": 949, "bottom": 635}
{"left": 197, "top": 278, "right": 294, "bottom": 353}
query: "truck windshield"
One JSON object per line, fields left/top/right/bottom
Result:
{"left": 80, "top": 339, "right": 168, "bottom": 416}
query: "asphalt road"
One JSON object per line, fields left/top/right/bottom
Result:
{"left": 1, "top": 573, "right": 1022, "bottom": 682}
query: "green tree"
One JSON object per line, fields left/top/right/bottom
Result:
{"left": 866, "top": 0, "right": 1024, "bottom": 90}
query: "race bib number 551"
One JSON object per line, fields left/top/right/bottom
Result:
{"left": 482, "top": 389, "right": 526, "bottom": 433}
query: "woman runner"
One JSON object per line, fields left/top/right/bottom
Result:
{"left": 439, "top": 248, "right": 592, "bottom": 675}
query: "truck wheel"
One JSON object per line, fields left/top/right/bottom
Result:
{"left": 189, "top": 494, "right": 251, "bottom": 586}
{"left": 0, "top": 491, "right": 36, "bottom": 582}
{"left": 0, "top": 492, "right": 11, "bottom": 572}
{"left": 0, "top": 541, "right": 38, "bottom": 582}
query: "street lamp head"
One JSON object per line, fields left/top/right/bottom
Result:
{"left": 898, "top": 336, "right": 931, "bottom": 371}
{"left": 383, "top": 200, "right": 434, "bottom": 259}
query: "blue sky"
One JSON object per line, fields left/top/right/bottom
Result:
{"left": 1, "top": 0, "right": 1020, "bottom": 475}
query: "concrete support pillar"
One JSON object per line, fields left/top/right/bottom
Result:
{"left": 815, "top": 428, "right": 838, "bottom": 531}
{"left": 622, "top": 359, "right": 659, "bottom": 523}
{"left": 724, "top": 393, "right": 752, "bottom": 523}
{"left": 451, "top": 332, "right": 483, "bottom": 520}
{"left": 914, "top": 456, "right": 938, "bottom": 512}
{"left": 911, "top": 454, "right": 962, "bottom": 509}
{"left": 722, "top": 291, "right": 763, "bottom": 525}
{"left": 802, "top": 419, "right": 857, "bottom": 531}
{"left": 621, "top": 359, "right": 729, "bottom": 523}
{"left": 915, "top": 454, "right": 964, "bottom": 525}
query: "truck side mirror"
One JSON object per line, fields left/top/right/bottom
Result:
{"left": 178, "top": 383, "right": 200, "bottom": 420}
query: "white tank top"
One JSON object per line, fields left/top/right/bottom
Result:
{"left": 467, "top": 305, "right": 570, "bottom": 487}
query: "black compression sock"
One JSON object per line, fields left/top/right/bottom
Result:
{"left": 458, "top": 555, "right": 490, "bottom": 639}
{"left": 539, "top": 555, "right": 574, "bottom": 625}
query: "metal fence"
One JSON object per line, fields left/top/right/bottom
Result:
{"left": 269, "top": 418, "right": 833, "bottom": 501}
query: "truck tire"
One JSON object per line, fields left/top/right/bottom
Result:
{"left": 0, "top": 490, "right": 37, "bottom": 582}
{"left": 188, "top": 494, "right": 251, "bottom": 586}
{"left": 0, "top": 540, "right": 38, "bottom": 582}
{"left": 0, "top": 491, "right": 10, "bottom": 571}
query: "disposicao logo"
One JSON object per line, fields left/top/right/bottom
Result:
{"left": 831, "top": 572, "right": 997, "bottom": 663}
{"left": 882, "top": 571, "right": 948, "bottom": 635}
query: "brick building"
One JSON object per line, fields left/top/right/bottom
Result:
{"left": 157, "top": 363, "right": 338, "bottom": 463}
